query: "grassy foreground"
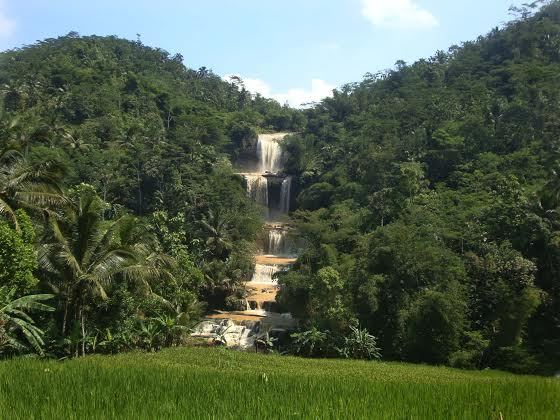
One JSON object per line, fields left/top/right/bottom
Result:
{"left": 0, "top": 347, "right": 558, "bottom": 419}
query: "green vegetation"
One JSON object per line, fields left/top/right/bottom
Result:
{"left": 278, "top": 1, "right": 560, "bottom": 374}
{"left": 0, "top": 347, "right": 558, "bottom": 419}
{"left": 0, "top": 288, "right": 53, "bottom": 354}
{"left": 1, "top": 0, "right": 560, "bottom": 393}
{"left": 0, "top": 33, "right": 303, "bottom": 359}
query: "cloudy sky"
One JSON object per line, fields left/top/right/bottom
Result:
{"left": 1, "top": 0, "right": 525, "bottom": 107}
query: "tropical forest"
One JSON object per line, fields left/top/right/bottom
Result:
{"left": 0, "top": 1, "right": 559, "bottom": 418}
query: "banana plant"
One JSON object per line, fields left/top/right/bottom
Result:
{"left": 0, "top": 287, "right": 54, "bottom": 356}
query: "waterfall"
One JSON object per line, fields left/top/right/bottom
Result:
{"left": 250, "top": 264, "right": 281, "bottom": 284}
{"left": 267, "top": 228, "right": 287, "bottom": 255}
{"left": 248, "top": 300, "right": 263, "bottom": 310}
{"left": 257, "top": 134, "right": 285, "bottom": 173}
{"left": 238, "top": 327, "right": 254, "bottom": 348}
{"left": 279, "top": 176, "right": 292, "bottom": 214}
{"left": 244, "top": 175, "right": 268, "bottom": 208}
{"left": 267, "top": 229, "right": 284, "bottom": 255}
{"left": 201, "top": 132, "right": 296, "bottom": 341}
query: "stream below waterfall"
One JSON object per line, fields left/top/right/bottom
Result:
{"left": 192, "top": 133, "right": 297, "bottom": 348}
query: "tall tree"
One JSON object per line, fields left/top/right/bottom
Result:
{"left": 38, "top": 184, "right": 173, "bottom": 356}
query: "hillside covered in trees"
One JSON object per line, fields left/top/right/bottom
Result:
{"left": 278, "top": 1, "right": 560, "bottom": 373}
{"left": 0, "top": 33, "right": 303, "bottom": 356}
{"left": 1, "top": 1, "right": 560, "bottom": 376}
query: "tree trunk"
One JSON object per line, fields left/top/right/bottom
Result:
{"left": 102, "top": 180, "right": 108, "bottom": 220}
{"left": 74, "top": 307, "right": 79, "bottom": 358}
{"left": 136, "top": 164, "right": 143, "bottom": 216}
{"left": 62, "top": 298, "right": 68, "bottom": 336}
{"left": 81, "top": 307, "right": 86, "bottom": 357}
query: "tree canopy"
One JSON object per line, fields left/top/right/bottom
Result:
{"left": 278, "top": 1, "right": 560, "bottom": 374}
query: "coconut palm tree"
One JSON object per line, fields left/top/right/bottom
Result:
{"left": 196, "top": 209, "right": 234, "bottom": 259}
{"left": 0, "top": 145, "right": 65, "bottom": 231}
{"left": 0, "top": 287, "right": 54, "bottom": 356}
{"left": 38, "top": 184, "right": 174, "bottom": 356}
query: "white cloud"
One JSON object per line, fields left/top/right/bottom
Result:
{"left": 224, "top": 75, "right": 335, "bottom": 108}
{"left": 239, "top": 77, "right": 272, "bottom": 97}
{"left": 361, "top": 0, "right": 438, "bottom": 29}
{"left": 0, "top": 1, "right": 15, "bottom": 37}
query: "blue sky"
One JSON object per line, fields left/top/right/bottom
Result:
{"left": 1, "top": 0, "right": 525, "bottom": 106}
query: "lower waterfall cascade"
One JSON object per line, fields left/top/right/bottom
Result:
{"left": 250, "top": 264, "right": 282, "bottom": 284}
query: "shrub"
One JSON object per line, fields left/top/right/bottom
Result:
{"left": 337, "top": 325, "right": 381, "bottom": 360}
{"left": 0, "top": 211, "right": 38, "bottom": 295}
{"left": 290, "top": 327, "right": 330, "bottom": 357}
{"left": 448, "top": 331, "right": 490, "bottom": 369}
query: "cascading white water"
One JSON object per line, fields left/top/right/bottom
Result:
{"left": 267, "top": 228, "right": 287, "bottom": 255}
{"left": 249, "top": 264, "right": 281, "bottom": 284}
{"left": 191, "top": 319, "right": 257, "bottom": 349}
{"left": 247, "top": 300, "right": 265, "bottom": 310}
{"left": 267, "top": 229, "right": 284, "bottom": 255}
{"left": 238, "top": 327, "right": 254, "bottom": 348}
{"left": 257, "top": 134, "right": 286, "bottom": 173}
{"left": 279, "top": 176, "right": 292, "bottom": 214}
{"left": 192, "top": 132, "right": 298, "bottom": 346}
{"left": 244, "top": 175, "right": 268, "bottom": 208}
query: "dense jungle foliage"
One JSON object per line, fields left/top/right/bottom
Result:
{"left": 277, "top": 1, "right": 560, "bottom": 374}
{"left": 1, "top": 0, "right": 560, "bottom": 376}
{"left": 0, "top": 32, "right": 302, "bottom": 357}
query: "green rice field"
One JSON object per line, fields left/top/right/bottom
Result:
{"left": 0, "top": 347, "right": 558, "bottom": 419}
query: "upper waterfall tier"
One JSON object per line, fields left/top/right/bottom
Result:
{"left": 257, "top": 133, "right": 289, "bottom": 174}
{"left": 240, "top": 133, "right": 293, "bottom": 219}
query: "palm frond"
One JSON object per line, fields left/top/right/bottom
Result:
{"left": 37, "top": 243, "right": 60, "bottom": 274}
{"left": 0, "top": 146, "right": 23, "bottom": 162}
{"left": 78, "top": 274, "right": 109, "bottom": 301}
{"left": 0, "top": 197, "right": 18, "bottom": 230}
{"left": 15, "top": 189, "right": 67, "bottom": 208}
{"left": 88, "top": 250, "right": 130, "bottom": 282}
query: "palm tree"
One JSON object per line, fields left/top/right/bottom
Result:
{"left": 38, "top": 185, "right": 174, "bottom": 356}
{"left": 0, "top": 145, "right": 65, "bottom": 231}
{"left": 0, "top": 287, "right": 54, "bottom": 356}
{"left": 196, "top": 209, "right": 233, "bottom": 259}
